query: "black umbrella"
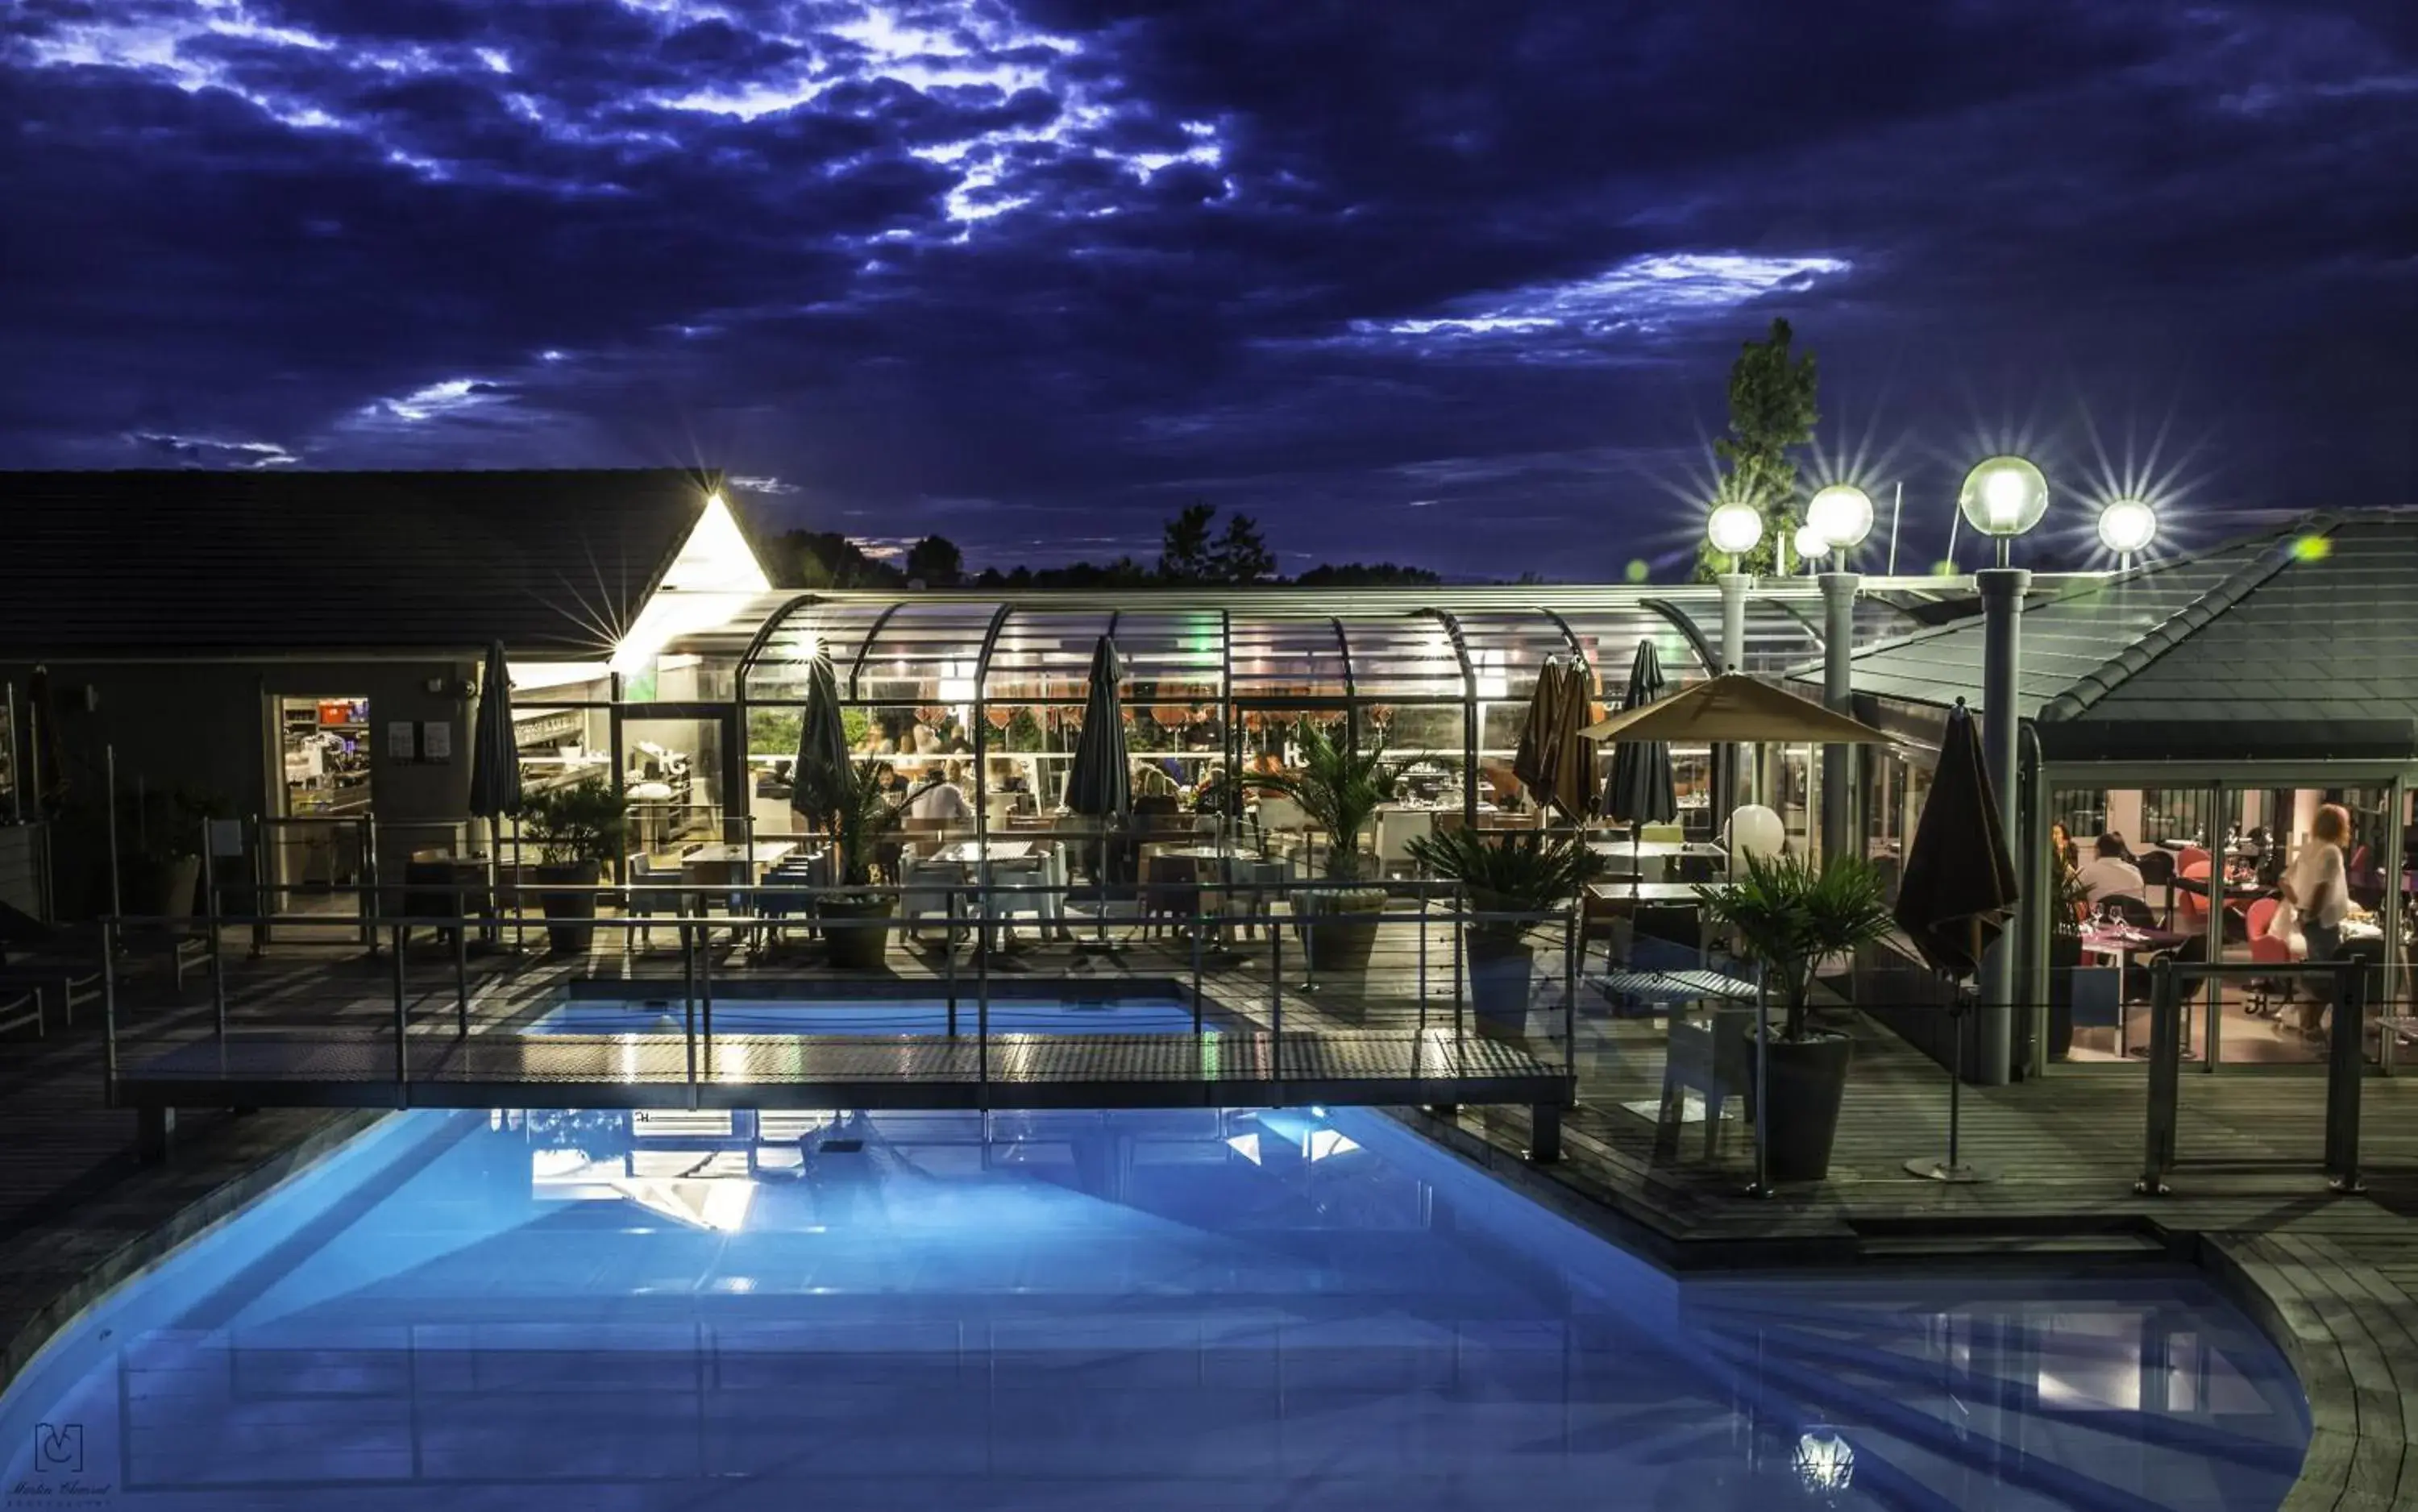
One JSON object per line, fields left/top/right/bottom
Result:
{"left": 1065, "top": 637, "right": 1130, "bottom": 949}
{"left": 1892, "top": 699, "right": 2019, "bottom": 1185}
{"left": 1602, "top": 642, "right": 1678, "bottom": 825}
{"left": 1065, "top": 636, "right": 1130, "bottom": 820}
{"left": 790, "top": 650, "right": 852, "bottom": 823}
{"left": 467, "top": 642, "right": 521, "bottom": 821}
{"left": 1894, "top": 700, "right": 2017, "bottom": 980}
{"left": 1510, "top": 663, "right": 1561, "bottom": 808}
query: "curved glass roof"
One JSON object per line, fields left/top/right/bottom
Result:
{"left": 717, "top": 585, "right": 1926, "bottom": 706}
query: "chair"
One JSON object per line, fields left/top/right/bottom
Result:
{"left": 1374, "top": 808, "right": 1434, "bottom": 877}
{"left": 2137, "top": 848, "right": 2176, "bottom": 922}
{"left": 1140, "top": 854, "right": 1202, "bottom": 938}
{"left": 1659, "top": 1006, "right": 1754, "bottom": 1159}
{"left": 2070, "top": 966, "right": 2124, "bottom": 1053}
{"left": 2175, "top": 860, "right": 2211, "bottom": 937}
{"left": 1257, "top": 795, "right": 1307, "bottom": 833}
{"left": 624, "top": 853, "right": 688, "bottom": 950}
{"left": 2104, "top": 894, "right": 2157, "bottom": 930}
{"left": 2243, "top": 897, "right": 2297, "bottom": 1017}
{"left": 1639, "top": 822, "right": 1685, "bottom": 846}
{"left": 899, "top": 855, "right": 967, "bottom": 941}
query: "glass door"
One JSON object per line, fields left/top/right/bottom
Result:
{"left": 266, "top": 694, "right": 372, "bottom": 942}
{"left": 620, "top": 712, "right": 733, "bottom": 862}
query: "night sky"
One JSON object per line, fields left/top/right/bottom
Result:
{"left": 7, "top": 1, "right": 2414, "bottom": 579}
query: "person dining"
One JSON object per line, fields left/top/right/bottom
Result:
{"left": 908, "top": 761, "right": 974, "bottom": 822}
{"left": 2075, "top": 832, "right": 2146, "bottom": 904}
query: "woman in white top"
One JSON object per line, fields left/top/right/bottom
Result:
{"left": 2282, "top": 804, "right": 2351, "bottom": 1036}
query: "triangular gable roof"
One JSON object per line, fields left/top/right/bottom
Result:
{"left": 0, "top": 467, "right": 738, "bottom": 658}
{"left": 1796, "top": 510, "right": 2418, "bottom": 761}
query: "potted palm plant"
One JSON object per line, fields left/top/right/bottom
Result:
{"left": 1696, "top": 851, "right": 1894, "bottom": 1183}
{"left": 1406, "top": 829, "right": 1602, "bottom": 1039}
{"left": 1253, "top": 721, "right": 1400, "bottom": 972}
{"left": 512, "top": 778, "right": 625, "bottom": 953}
{"left": 804, "top": 759, "right": 907, "bottom": 970}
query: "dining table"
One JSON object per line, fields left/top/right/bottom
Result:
{"left": 929, "top": 839, "right": 1036, "bottom": 865}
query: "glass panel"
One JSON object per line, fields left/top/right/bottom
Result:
{"left": 621, "top": 716, "right": 727, "bottom": 857}
{"left": 0, "top": 689, "right": 16, "bottom": 820}
{"left": 1229, "top": 613, "right": 1349, "bottom": 700}
{"left": 1339, "top": 615, "right": 1464, "bottom": 700}
{"left": 741, "top": 602, "right": 895, "bottom": 702}
{"left": 513, "top": 704, "right": 613, "bottom": 800}
{"left": 621, "top": 654, "right": 736, "bottom": 704}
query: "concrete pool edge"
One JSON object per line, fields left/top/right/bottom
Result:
{"left": 0, "top": 1103, "right": 2389, "bottom": 1510}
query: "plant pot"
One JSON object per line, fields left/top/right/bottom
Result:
{"left": 533, "top": 859, "right": 602, "bottom": 953}
{"left": 149, "top": 854, "right": 203, "bottom": 924}
{"left": 1298, "top": 888, "right": 1385, "bottom": 973}
{"left": 1742, "top": 1027, "right": 1854, "bottom": 1183}
{"left": 821, "top": 894, "right": 896, "bottom": 970}
{"left": 1465, "top": 932, "right": 1535, "bottom": 1041}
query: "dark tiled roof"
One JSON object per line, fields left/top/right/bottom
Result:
{"left": 1795, "top": 510, "right": 2418, "bottom": 758}
{"left": 0, "top": 468, "right": 720, "bottom": 658}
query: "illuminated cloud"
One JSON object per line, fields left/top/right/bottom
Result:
{"left": 127, "top": 432, "right": 300, "bottom": 467}
{"left": 1333, "top": 253, "right": 1854, "bottom": 359}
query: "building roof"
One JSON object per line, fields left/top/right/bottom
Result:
{"left": 1801, "top": 511, "right": 2418, "bottom": 762}
{"left": 0, "top": 468, "right": 732, "bottom": 658}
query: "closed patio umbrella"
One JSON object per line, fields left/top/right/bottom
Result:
{"left": 1602, "top": 641, "right": 1677, "bottom": 832}
{"left": 467, "top": 642, "right": 521, "bottom": 822}
{"left": 1510, "top": 663, "right": 1563, "bottom": 810}
{"left": 1546, "top": 662, "right": 1598, "bottom": 822}
{"left": 789, "top": 651, "right": 852, "bottom": 823}
{"left": 1892, "top": 699, "right": 2018, "bottom": 1184}
{"left": 1065, "top": 637, "right": 1130, "bottom": 947}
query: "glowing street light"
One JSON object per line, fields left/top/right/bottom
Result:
{"left": 1959, "top": 455, "right": 2050, "bottom": 563}
{"left": 1805, "top": 484, "right": 1875, "bottom": 552}
{"left": 2096, "top": 496, "right": 2158, "bottom": 567}
{"left": 1705, "top": 500, "right": 1764, "bottom": 567}
{"left": 1793, "top": 522, "right": 1830, "bottom": 574}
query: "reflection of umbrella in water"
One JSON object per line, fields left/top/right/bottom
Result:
{"left": 1581, "top": 671, "right": 1890, "bottom": 1198}
{"left": 1892, "top": 700, "right": 2017, "bottom": 1185}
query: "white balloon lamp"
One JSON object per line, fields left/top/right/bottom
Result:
{"left": 1726, "top": 804, "right": 1785, "bottom": 868}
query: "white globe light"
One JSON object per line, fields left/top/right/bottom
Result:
{"left": 1958, "top": 455, "right": 2050, "bottom": 539}
{"left": 2096, "top": 496, "right": 2158, "bottom": 556}
{"left": 1805, "top": 484, "right": 1875, "bottom": 549}
{"left": 1793, "top": 523, "right": 1830, "bottom": 563}
{"left": 1706, "top": 501, "right": 1764, "bottom": 557}
{"left": 1726, "top": 804, "right": 1785, "bottom": 865}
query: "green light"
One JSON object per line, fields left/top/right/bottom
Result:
{"left": 1623, "top": 559, "right": 1650, "bottom": 584}
{"left": 2291, "top": 534, "right": 2332, "bottom": 563}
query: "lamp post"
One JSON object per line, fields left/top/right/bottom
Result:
{"left": 2096, "top": 496, "right": 2157, "bottom": 572}
{"left": 1808, "top": 485, "right": 1875, "bottom": 865}
{"left": 1960, "top": 455, "right": 2049, "bottom": 1086}
{"left": 1706, "top": 501, "right": 1762, "bottom": 809}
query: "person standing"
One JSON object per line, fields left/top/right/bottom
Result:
{"left": 2284, "top": 804, "right": 2352, "bottom": 1038}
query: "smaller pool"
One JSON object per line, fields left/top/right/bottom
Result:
{"left": 532, "top": 995, "right": 1208, "bottom": 1037}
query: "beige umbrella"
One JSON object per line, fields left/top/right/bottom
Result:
{"left": 1578, "top": 671, "right": 1888, "bottom": 746}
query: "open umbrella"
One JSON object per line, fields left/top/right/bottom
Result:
{"left": 790, "top": 651, "right": 851, "bottom": 824}
{"left": 1892, "top": 699, "right": 2018, "bottom": 1183}
{"left": 1065, "top": 637, "right": 1130, "bottom": 947}
{"left": 1579, "top": 671, "right": 1889, "bottom": 746}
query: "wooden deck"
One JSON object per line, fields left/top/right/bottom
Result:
{"left": 12, "top": 921, "right": 2418, "bottom": 1509}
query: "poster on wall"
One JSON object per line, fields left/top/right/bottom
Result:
{"left": 422, "top": 721, "right": 452, "bottom": 761}
{"left": 388, "top": 721, "right": 418, "bottom": 760}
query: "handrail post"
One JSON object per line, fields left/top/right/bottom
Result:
{"left": 391, "top": 921, "right": 409, "bottom": 1107}
{"left": 1191, "top": 898, "right": 1205, "bottom": 1038}
{"left": 1270, "top": 912, "right": 1285, "bottom": 1087}
{"left": 977, "top": 874, "right": 991, "bottom": 1111}
{"left": 700, "top": 920, "right": 715, "bottom": 1082}
{"left": 1452, "top": 893, "right": 1465, "bottom": 1054}
{"left": 202, "top": 819, "right": 226, "bottom": 1041}
{"left": 361, "top": 811, "right": 381, "bottom": 953}
{"left": 945, "top": 883, "right": 959, "bottom": 1032}
{"left": 1562, "top": 900, "right": 1578, "bottom": 1080}
{"left": 102, "top": 916, "right": 119, "bottom": 1103}
{"left": 454, "top": 883, "right": 471, "bottom": 1037}
{"left": 2138, "top": 958, "right": 2180, "bottom": 1195}
{"left": 2327, "top": 961, "right": 2368, "bottom": 1193}
{"left": 683, "top": 921, "right": 698, "bottom": 1109}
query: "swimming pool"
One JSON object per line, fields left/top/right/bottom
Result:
{"left": 2, "top": 1106, "right": 2306, "bottom": 1510}
{"left": 532, "top": 993, "right": 1207, "bottom": 1037}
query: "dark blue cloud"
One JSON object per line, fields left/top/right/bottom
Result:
{"left": 2, "top": 0, "right": 2412, "bottom": 579}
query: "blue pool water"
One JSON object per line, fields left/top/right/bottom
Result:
{"left": 532, "top": 995, "right": 1207, "bottom": 1036}
{"left": 1, "top": 1107, "right": 2306, "bottom": 1510}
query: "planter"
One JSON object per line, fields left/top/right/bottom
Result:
{"left": 1298, "top": 888, "right": 1385, "bottom": 974}
{"left": 1742, "top": 1027, "right": 1854, "bottom": 1183}
{"left": 1465, "top": 933, "right": 1535, "bottom": 1041}
{"left": 533, "top": 859, "right": 602, "bottom": 954}
{"left": 821, "top": 894, "right": 896, "bottom": 970}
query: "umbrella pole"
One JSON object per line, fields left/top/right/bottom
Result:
{"left": 1905, "top": 974, "right": 1997, "bottom": 1182}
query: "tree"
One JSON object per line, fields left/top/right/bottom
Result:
{"left": 1294, "top": 562, "right": 1442, "bottom": 588}
{"left": 772, "top": 530, "right": 904, "bottom": 589}
{"left": 904, "top": 534, "right": 963, "bottom": 587}
{"left": 1212, "top": 512, "right": 1276, "bottom": 584}
{"left": 1158, "top": 501, "right": 1219, "bottom": 580}
{"left": 1697, "top": 317, "right": 1818, "bottom": 579}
